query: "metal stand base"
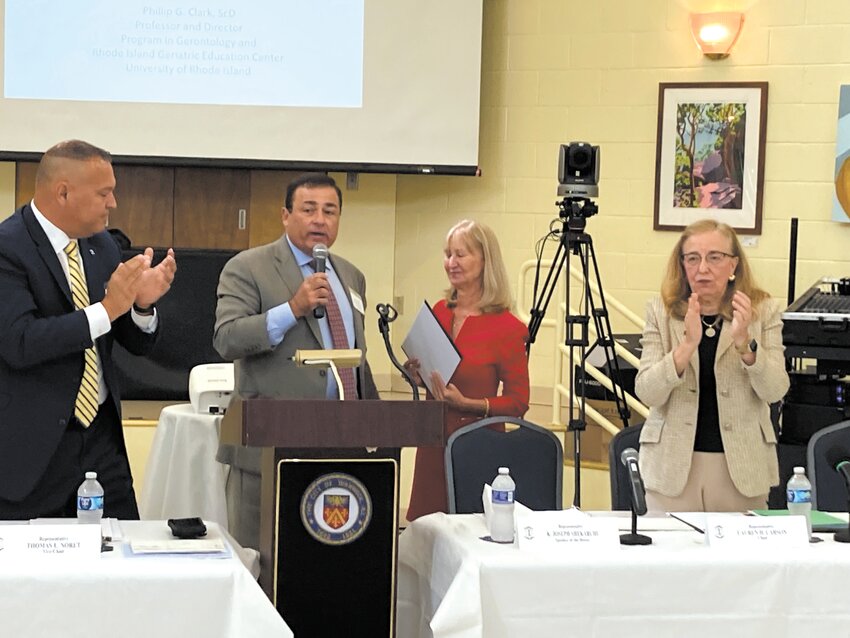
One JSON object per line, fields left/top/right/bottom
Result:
{"left": 620, "top": 532, "right": 652, "bottom": 546}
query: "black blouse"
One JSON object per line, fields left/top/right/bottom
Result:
{"left": 694, "top": 315, "right": 723, "bottom": 453}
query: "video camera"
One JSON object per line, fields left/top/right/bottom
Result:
{"left": 556, "top": 142, "right": 599, "bottom": 229}
{"left": 557, "top": 142, "right": 600, "bottom": 199}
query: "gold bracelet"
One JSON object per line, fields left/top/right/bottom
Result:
{"left": 483, "top": 398, "right": 490, "bottom": 418}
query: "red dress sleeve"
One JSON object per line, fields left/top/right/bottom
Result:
{"left": 487, "top": 313, "right": 530, "bottom": 417}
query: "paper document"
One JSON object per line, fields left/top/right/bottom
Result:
{"left": 588, "top": 511, "right": 697, "bottom": 532}
{"left": 749, "top": 509, "right": 848, "bottom": 532}
{"left": 401, "top": 301, "right": 461, "bottom": 396}
{"left": 130, "top": 537, "right": 228, "bottom": 554}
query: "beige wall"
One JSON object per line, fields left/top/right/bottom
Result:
{"left": 391, "top": 0, "right": 850, "bottom": 400}
{"left": 0, "top": 162, "right": 15, "bottom": 220}
{"left": 327, "top": 172, "right": 398, "bottom": 389}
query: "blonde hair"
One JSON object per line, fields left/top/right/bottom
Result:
{"left": 443, "top": 219, "right": 513, "bottom": 313}
{"left": 661, "top": 218, "right": 769, "bottom": 320}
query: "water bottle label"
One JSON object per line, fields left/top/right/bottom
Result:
{"left": 786, "top": 488, "right": 811, "bottom": 504}
{"left": 492, "top": 489, "right": 514, "bottom": 505}
{"left": 77, "top": 495, "right": 104, "bottom": 511}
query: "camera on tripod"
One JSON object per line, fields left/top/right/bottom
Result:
{"left": 556, "top": 142, "right": 600, "bottom": 230}
{"left": 557, "top": 142, "right": 599, "bottom": 198}
{"left": 528, "top": 142, "right": 631, "bottom": 508}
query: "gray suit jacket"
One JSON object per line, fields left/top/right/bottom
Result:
{"left": 213, "top": 235, "right": 378, "bottom": 401}
{"left": 634, "top": 295, "right": 789, "bottom": 498}
{"left": 213, "top": 236, "right": 379, "bottom": 551}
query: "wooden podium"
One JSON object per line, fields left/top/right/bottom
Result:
{"left": 221, "top": 397, "right": 445, "bottom": 638}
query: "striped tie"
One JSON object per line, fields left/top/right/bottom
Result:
{"left": 324, "top": 286, "right": 359, "bottom": 400}
{"left": 64, "top": 240, "right": 99, "bottom": 427}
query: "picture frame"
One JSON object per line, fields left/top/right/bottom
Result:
{"left": 653, "top": 82, "right": 768, "bottom": 235}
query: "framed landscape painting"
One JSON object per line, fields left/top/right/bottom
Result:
{"left": 653, "top": 82, "right": 768, "bottom": 234}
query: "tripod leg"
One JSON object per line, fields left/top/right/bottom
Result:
{"left": 583, "top": 237, "right": 631, "bottom": 428}
{"left": 564, "top": 232, "right": 591, "bottom": 508}
{"left": 527, "top": 240, "right": 568, "bottom": 351}
{"left": 565, "top": 231, "right": 631, "bottom": 508}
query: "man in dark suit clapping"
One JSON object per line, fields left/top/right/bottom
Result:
{"left": 0, "top": 140, "right": 176, "bottom": 520}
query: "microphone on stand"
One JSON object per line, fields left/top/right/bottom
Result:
{"left": 376, "top": 303, "right": 419, "bottom": 400}
{"left": 621, "top": 448, "right": 647, "bottom": 516}
{"left": 825, "top": 446, "right": 850, "bottom": 543}
{"left": 619, "top": 447, "right": 651, "bottom": 546}
{"left": 312, "top": 243, "right": 328, "bottom": 319}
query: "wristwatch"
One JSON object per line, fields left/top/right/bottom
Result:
{"left": 132, "top": 303, "right": 156, "bottom": 316}
{"left": 735, "top": 339, "right": 757, "bottom": 355}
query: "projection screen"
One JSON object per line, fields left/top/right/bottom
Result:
{"left": 1, "top": 0, "right": 483, "bottom": 174}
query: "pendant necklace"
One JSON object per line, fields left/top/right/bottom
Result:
{"left": 701, "top": 315, "right": 721, "bottom": 338}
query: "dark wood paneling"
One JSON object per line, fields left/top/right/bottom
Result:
{"left": 174, "top": 167, "right": 250, "bottom": 249}
{"left": 14, "top": 161, "right": 37, "bottom": 208}
{"left": 14, "top": 162, "right": 297, "bottom": 250}
{"left": 248, "top": 169, "right": 299, "bottom": 247}
{"left": 112, "top": 165, "right": 174, "bottom": 248}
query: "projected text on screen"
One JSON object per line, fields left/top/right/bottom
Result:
{"left": 4, "top": 0, "right": 364, "bottom": 108}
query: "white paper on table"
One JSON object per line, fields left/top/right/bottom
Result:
{"left": 129, "top": 537, "right": 228, "bottom": 554}
{"left": 400, "top": 301, "right": 461, "bottom": 396}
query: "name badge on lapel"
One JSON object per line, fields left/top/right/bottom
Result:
{"left": 350, "top": 289, "right": 365, "bottom": 315}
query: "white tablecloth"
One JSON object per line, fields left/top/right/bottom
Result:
{"left": 398, "top": 512, "right": 850, "bottom": 638}
{"left": 0, "top": 520, "right": 291, "bottom": 638}
{"left": 140, "top": 404, "right": 228, "bottom": 529}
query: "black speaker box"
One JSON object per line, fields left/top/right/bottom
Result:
{"left": 114, "top": 248, "right": 238, "bottom": 400}
{"left": 780, "top": 401, "right": 850, "bottom": 446}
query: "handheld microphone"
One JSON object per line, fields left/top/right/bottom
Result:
{"left": 620, "top": 447, "right": 647, "bottom": 516}
{"left": 312, "top": 243, "right": 328, "bottom": 319}
{"left": 826, "top": 446, "right": 850, "bottom": 491}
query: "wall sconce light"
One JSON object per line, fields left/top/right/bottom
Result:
{"left": 689, "top": 11, "right": 745, "bottom": 60}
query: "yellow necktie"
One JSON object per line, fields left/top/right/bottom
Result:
{"left": 64, "top": 240, "right": 99, "bottom": 427}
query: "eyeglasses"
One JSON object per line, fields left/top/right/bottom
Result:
{"left": 681, "top": 251, "right": 735, "bottom": 268}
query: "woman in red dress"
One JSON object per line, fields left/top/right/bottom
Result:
{"left": 405, "top": 220, "right": 530, "bottom": 521}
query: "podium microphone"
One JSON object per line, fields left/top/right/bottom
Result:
{"left": 313, "top": 243, "right": 328, "bottom": 319}
{"left": 619, "top": 447, "right": 651, "bottom": 546}
{"left": 825, "top": 446, "right": 850, "bottom": 543}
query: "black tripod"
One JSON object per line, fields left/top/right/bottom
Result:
{"left": 527, "top": 196, "right": 631, "bottom": 508}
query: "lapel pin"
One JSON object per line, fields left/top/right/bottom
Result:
{"left": 89, "top": 249, "right": 95, "bottom": 255}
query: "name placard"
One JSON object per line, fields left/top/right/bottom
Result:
{"left": 516, "top": 510, "right": 619, "bottom": 551}
{"left": 0, "top": 524, "right": 101, "bottom": 560}
{"left": 704, "top": 515, "right": 809, "bottom": 549}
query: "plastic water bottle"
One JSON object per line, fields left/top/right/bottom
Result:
{"left": 77, "top": 471, "right": 104, "bottom": 524}
{"left": 489, "top": 467, "right": 516, "bottom": 543}
{"left": 786, "top": 466, "right": 812, "bottom": 539}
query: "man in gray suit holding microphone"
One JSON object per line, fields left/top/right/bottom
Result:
{"left": 214, "top": 173, "right": 378, "bottom": 548}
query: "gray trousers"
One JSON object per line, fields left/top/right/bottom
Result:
{"left": 217, "top": 444, "right": 261, "bottom": 550}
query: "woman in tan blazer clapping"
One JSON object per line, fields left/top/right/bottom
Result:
{"left": 635, "top": 219, "right": 789, "bottom": 512}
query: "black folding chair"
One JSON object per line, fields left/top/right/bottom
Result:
{"left": 807, "top": 420, "right": 850, "bottom": 511}
{"left": 445, "top": 417, "right": 563, "bottom": 514}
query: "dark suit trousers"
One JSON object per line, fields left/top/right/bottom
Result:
{"left": 0, "top": 398, "right": 139, "bottom": 520}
